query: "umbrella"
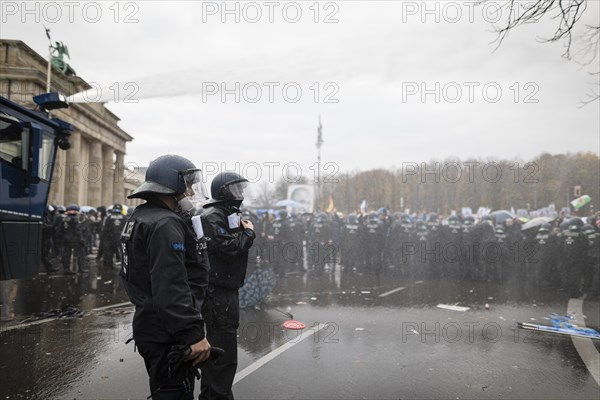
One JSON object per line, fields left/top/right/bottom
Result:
{"left": 490, "top": 210, "right": 515, "bottom": 224}
{"left": 239, "top": 267, "right": 276, "bottom": 309}
{"left": 521, "top": 216, "right": 555, "bottom": 231}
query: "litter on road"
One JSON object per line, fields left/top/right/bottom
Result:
{"left": 517, "top": 314, "right": 600, "bottom": 340}
{"left": 437, "top": 304, "right": 470, "bottom": 312}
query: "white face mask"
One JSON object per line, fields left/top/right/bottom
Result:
{"left": 175, "top": 169, "right": 209, "bottom": 219}
{"left": 175, "top": 196, "right": 197, "bottom": 220}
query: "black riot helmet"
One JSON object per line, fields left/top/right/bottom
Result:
{"left": 316, "top": 212, "right": 328, "bottom": 223}
{"left": 66, "top": 204, "right": 80, "bottom": 214}
{"left": 538, "top": 223, "right": 552, "bottom": 233}
{"left": 582, "top": 224, "right": 595, "bottom": 235}
{"left": 128, "top": 155, "right": 207, "bottom": 200}
{"left": 568, "top": 217, "right": 584, "bottom": 231}
{"left": 347, "top": 213, "right": 358, "bottom": 224}
{"left": 448, "top": 215, "right": 459, "bottom": 225}
{"left": 559, "top": 218, "right": 571, "bottom": 231}
{"left": 210, "top": 172, "right": 249, "bottom": 201}
{"left": 480, "top": 215, "right": 494, "bottom": 226}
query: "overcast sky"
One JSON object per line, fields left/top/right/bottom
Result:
{"left": 2, "top": 1, "right": 599, "bottom": 183}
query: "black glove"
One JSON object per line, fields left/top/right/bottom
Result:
{"left": 167, "top": 345, "right": 225, "bottom": 379}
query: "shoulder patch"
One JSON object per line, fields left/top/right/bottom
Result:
{"left": 121, "top": 220, "right": 136, "bottom": 240}
{"left": 172, "top": 242, "right": 185, "bottom": 251}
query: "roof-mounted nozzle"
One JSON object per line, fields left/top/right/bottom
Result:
{"left": 33, "top": 92, "right": 69, "bottom": 111}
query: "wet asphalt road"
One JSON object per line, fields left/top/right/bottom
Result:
{"left": 1, "top": 261, "right": 599, "bottom": 399}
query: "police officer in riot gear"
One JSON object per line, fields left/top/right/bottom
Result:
{"left": 414, "top": 219, "right": 430, "bottom": 278}
{"left": 119, "top": 154, "right": 211, "bottom": 400}
{"left": 557, "top": 218, "right": 589, "bottom": 296}
{"left": 473, "top": 215, "right": 495, "bottom": 282}
{"left": 442, "top": 215, "right": 462, "bottom": 279}
{"left": 581, "top": 223, "right": 598, "bottom": 295}
{"left": 460, "top": 215, "right": 477, "bottom": 280}
{"left": 528, "top": 223, "right": 557, "bottom": 286}
{"left": 268, "top": 210, "right": 293, "bottom": 276}
{"left": 200, "top": 171, "right": 255, "bottom": 400}
{"left": 101, "top": 204, "right": 125, "bottom": 269}
{"left": 60, "top": 204, "right": 87, "bottom": 275}
{"left": 308, "top": 212, "right": 333, "bottom": 272}
{"left": 288, "top": 212, "right": 306, "bottom": 272}
{"left": 42, "top": 205, "right": 59, "bottom": 274}
{"left": 340, "top": 213, "right": 363, "bottom": 271}
{"left": 364, "top": 212, "right": 385, "bottom": 274}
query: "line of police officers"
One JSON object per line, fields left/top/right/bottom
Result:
{"left": 249, "top": 209, "right": 599, "bottom": 297}
{"left": 41, "top": 203, "right": 128, "bottom": 275}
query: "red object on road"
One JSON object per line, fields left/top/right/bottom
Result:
{"left": 282, "top": 320, "right": 306, "bottom": 330}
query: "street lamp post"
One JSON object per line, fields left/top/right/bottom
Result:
{"left": 316, "top": 116, "right": 323, "bottom": 212}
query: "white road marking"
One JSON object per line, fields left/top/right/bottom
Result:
{"left": 378, "top": 286, "right": 406, "bottom": 297}
{"left": 233, "top": 323, "right": 328, "bottom": 385}
{"left": 0, "top": 301, "right": 133, "bottom": 333}
{"left": 0, "top": 317, "right": 57, "bottom": 332}
{"left": 91, "top": 301, "right": 133, "bottom": 313}
{"left": 567, "top": 298, "right": 600, "bottom": 386}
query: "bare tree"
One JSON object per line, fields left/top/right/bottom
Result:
{"left": 254, "top": 181, "right": 276, "bottom": 208}
{"left": 491, "top": 0, "right": 599, "bottom": 103}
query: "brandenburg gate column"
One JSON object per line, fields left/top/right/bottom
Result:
{"left": 64, "top": 131, "right": 81, "bottom": 205}
{"left": 87, "top": 140, "right": 103, "bottom": 207}
{"left": 101, "top": 146, "right": 114, "bottom": 206}
{"left": 113, "top": 151, "right": 125, "bottom": 205}
{"left": 49, "top": 146, "right": 66, "bottom": 205}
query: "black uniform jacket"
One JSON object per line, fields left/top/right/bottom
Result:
{"left": 201, "top": 201, "right": 255, "bottom": 291}
{"left": 120, "top": 199, "right": 206, "bottom": 346}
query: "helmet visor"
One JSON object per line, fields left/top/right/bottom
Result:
{"left": 226, "top": 181, "right": 248, "bottom": 200}
{"left": 182, "top": 169, "right": 209, "bottom": 202}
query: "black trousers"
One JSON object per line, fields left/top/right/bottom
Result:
{"left": 200, "top": 288, "right": 239, "bottom": 400}
{"left": 137, "top": 342, "right": 196, "bottom": 400}
{"left": 62, "top": 242, "right": 85, "bottom": 271}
